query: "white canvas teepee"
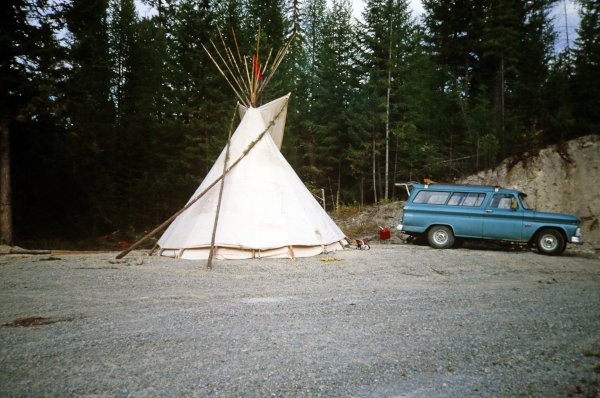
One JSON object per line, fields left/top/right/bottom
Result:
{"left": 157, "top": 94, "right": 347, "bottom": 260}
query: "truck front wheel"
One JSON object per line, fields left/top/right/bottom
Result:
{"left": 535, "top": 228, "right": 566, "bottom": 255}
{"left": 427, "top": 226, "right": 455, "bottom": 249}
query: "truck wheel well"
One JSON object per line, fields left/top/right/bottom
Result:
{"left": 427, "top": 224, "right": 454, "bottom": 234}
{"left": 529, "top": 227, "right": 566, "bottom": 244}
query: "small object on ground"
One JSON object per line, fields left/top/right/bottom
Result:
{"left": 379, "top": 227, "right": 391, "bottom": 240}
{"left": 319, "top": 257, "right": 339, "bottom": 262}
{"left": 357, "top": 239, "right": 370, "bottom": 250}
{"left": 347, "top": 238, "right": 371, "bottom": 250}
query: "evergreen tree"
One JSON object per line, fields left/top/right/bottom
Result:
{"left": 107, "top": 1, "right": 179, "bottom": 229}
{"left": 1, "top": 0, "right": 66, "bottom": 243}
{"left": 64, "top": 0, "right": 115, "bottom": 235}
{"left": 479, "top": 0, "right": 521, "bottom": 154}
{"left": 278, "top": 0, "right": 308, "bottom": 169}
{"left": 109, "top": 0, "right": 138, "bottom": 123}
{"left": 106, "top": 0, "right": 138, "bottom": 228}
{"left": 504, "top": 1, "right": 555, "bottom": 149}
{"left": 162, "top": 1, "right": 231, "bottom": 220}
{"left": 311, "top": 0, "right": 360, "bottom": 205}
{"left": 360, "top": 0, "right": 421, "bottom": 200}
{"left": 394, "top": 29, "right": 463, "bottom": 182}
{"left": 293, "top": 0, "right": 327, "bottom": 182}
{"left": 573, "top": 0, "right": 600, "bottom": 133}
{"left": 422, "top": 0, "right": 486, "bottom": 94}
{"left": 544, "top": 52, "right": 576, "bottom": 142}
{"left": 423, "top": 0, "right": 556, "bottom": 170}
{"left": 247, "top": 0, "right": 286, "bottom": 52}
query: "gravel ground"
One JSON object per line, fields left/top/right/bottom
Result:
{"left": 1, "top": 245, "right": 599, "bottom": 397}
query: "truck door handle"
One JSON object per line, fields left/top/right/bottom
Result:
{"left": 485, "top": 209, "right": 493, "bottom": 213}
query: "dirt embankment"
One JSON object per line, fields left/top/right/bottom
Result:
{"left": 458, "top": 134, "right": 600, "bottom": 249}
{"left": 332, "top": 201, "right": 405, "bottom": 243}
{"left": 334, "top": 135, "right": 600, "bottom": 251}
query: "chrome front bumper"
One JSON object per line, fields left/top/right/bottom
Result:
{"left": 571, "top": 228, "right": 583, "bottom": 244}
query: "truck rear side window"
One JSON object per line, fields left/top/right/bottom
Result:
{"left": 447, "top": 192, "right": 485, "bottom": 207}
{"left": 413, "top": 191, "right": 450, "bottom": 205}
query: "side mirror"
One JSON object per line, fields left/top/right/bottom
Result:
{"left": 511, "top": 197, "right": 519, "bottom": 211}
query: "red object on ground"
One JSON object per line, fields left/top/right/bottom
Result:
{"left": 379, "top": 227, "right": 391, "bottom": 240}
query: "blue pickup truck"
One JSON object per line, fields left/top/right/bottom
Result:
{"left": 397, "top": 183, "right": 582, "bottom": 255}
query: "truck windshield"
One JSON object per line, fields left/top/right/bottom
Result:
{"left": 519, "top": 194, "right": 531, "bottom": 209}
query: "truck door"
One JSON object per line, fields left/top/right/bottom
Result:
{"left": 482, "top": 193, "right": 525, "bottom": 240}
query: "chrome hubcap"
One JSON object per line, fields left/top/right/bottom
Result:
{"left": 433, "top": 230, "right": 448, "bottom": 244}
{"left": 541, "top": 235, "right": 558, "bottom": 251}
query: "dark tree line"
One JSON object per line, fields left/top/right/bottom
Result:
{"left": 1, "top": 0, "right": 598, "bottom": 245}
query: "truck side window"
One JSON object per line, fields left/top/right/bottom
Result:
{"left": 519, "top": 193, "right": 530, "bottom": 209}
{"left": 447, "top": 192, "right": 465, "bottom": 205}
{"left": 448, "top": 192, "right": 485, "bottom": 206}
{"left": 490, "top": 193, "right": 514, "bottom": 209}
{"left": 413, "top": 191, "right": 450, "bottom": 205}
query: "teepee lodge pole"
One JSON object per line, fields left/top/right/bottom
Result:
{"left": 115, "top": 99, "right": 289, "bottom": 260}
{"left": 251, "top": 26, "right": 261, "bottom": 106}
{"left": 207, "top": 107, "right": 237, "bottom": 269}
{"left": 202, "top": 29, "right": 296, "bottom": 109}
{"left": 203, "top": 44, "right": 249, "bottom": 107}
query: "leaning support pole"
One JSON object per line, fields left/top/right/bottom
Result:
{"left": 207, "top": 107, "right": 237, "bottom": 269}
{"left": 115, "top": 98, "right": 289, "bottom": 260}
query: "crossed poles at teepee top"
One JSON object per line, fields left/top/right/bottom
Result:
{"left": 202, "top": 28, "right": 294, "bottom": 108}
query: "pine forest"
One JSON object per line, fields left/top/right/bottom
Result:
{"left": 1, "top": 0, "right": 599, "bottom": 246}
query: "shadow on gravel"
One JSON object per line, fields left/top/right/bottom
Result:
{"left": 2, "top": 316, "right": 78, "bottom": 328}
{"left": 403, "top": 236, "right": 598, "bottom": 258}
{"left": 404, "top": 236, "right": 528, "bottom": 252}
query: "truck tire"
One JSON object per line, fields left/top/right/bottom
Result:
{"left": 535, "top": 228, "right": 565, "bottom": 256}
{"left": 427, "top": 225, "right": 455, "bottom": 249}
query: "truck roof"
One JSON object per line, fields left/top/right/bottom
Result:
{"left": 411, "top": 183, "right": 525, "bottom": 195}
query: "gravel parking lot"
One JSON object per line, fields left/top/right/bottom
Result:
{"left": 1, "top": 245, "right": 599, "bottom": 397}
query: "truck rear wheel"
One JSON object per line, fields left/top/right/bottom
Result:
{"left": 427, "top": 226, "right": 455, "bottom": 249}
{"left": 535, "top": 228, "right": 565, "bottom": 256}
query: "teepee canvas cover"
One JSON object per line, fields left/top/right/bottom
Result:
{"left": 157, "top": 95, "right": 346, "bottom": 260}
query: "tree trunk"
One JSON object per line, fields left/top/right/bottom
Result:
{"left": 0, "top": 120, "right": 13, "bottom": 245}
{"left": 372, "top": 132, "right": 378, "bottom": 203}
{"left": 360, "top": 177, "right": 364, "bottom": 208}
{"left": 500, "top": 55, "right": 505, "bottom": 155}
{"left": 392, "top": 135, "right": 399, "bottom": 198}
{"left": 336, "top": 164, "right": 341, "bottom": 210}
{"left": 385, "top": 17, "right": 392, "bottom": 201}
{"left": 493, "top": 54, "right": 506, "bottom": 156}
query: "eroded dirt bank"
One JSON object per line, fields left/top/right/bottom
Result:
{"left": 459, "top": 134, "right": 600, "bottom": 249}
